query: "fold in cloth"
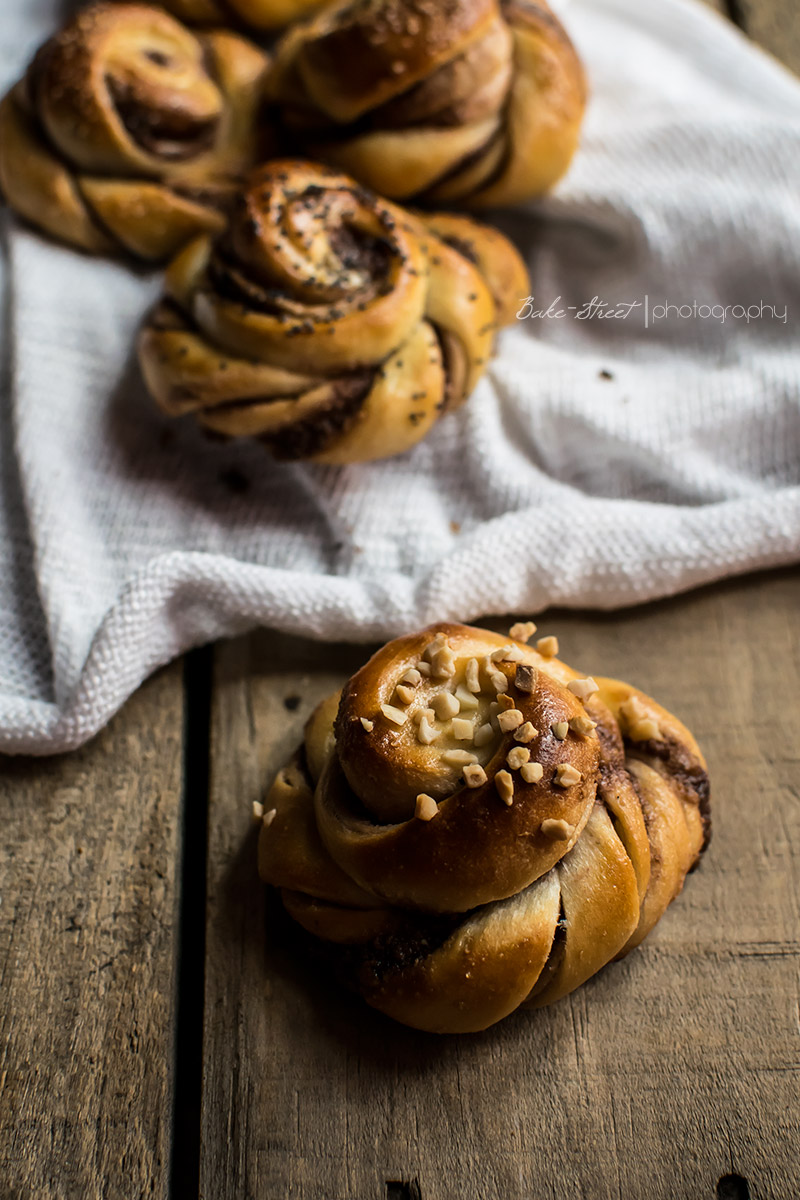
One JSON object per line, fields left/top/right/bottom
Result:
{"left": 0, "top": 0, "right": 799, "bottom": 753}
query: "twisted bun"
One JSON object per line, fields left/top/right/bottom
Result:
{"left": 259, "top": 622, "right": 710, "bottom": 1033}
{"left": 138, "top": 159, "right": 529, "bottom": 462}
{"left": 266, "top": 0, "right": 586, "bottom": 208}
{"left": 151, "top": 0, "right": 329, "bottom": 33}
{"left": 0, "top": 3, "right": 269, "bottom": 260}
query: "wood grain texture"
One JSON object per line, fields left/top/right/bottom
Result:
{"left": 200, "top": 569, "right": 800, "bottom": 1200}
{"left": 732, "top": 0, "right": 800, "bottom": 76}
{"left": 0, "top": 663, "right": 184, "bottom": 1200}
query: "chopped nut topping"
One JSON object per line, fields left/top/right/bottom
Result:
{"left": 252, "top": 800, "right": 264, "bottom": 822}
{"left": 452, "top": 717, "right": 474, "bottom": 741}
{"left": 507, "top": 746, "right": 530, "bottom": 770}
{"left": 417, "top": 715, "right": 440, "bottom": 745}
{"left": 381, "top": 703, "right": 408, "bottom": 726}
{"left": 490, "top": 670, "right": 508, "bottom": 694}
{"left": 521, "top": 762, "right": 544, "bottom": 783}
{"left": 514, "top": 664, "right": 537, "bottom": 693}
{"left": 491, "top": 644, "right": 524, "bottom": 663}
{"left": 474, "top": 722, "right": 494, "bottom": 747}
{"left": 463, "top": 763, "right": 488, "bottom": 788}
{"left": 465, "top": 657, "right": 481, "bottom": 693}
{"left": 395, "top": 684, "right": 415, "bottom": 705}
{"left": 455, "top": 684, "right": 478, "bottom": 711}
{"left": 360, "top": 717, "right": 374, "bottom": 732}
{"left": 514, "top": 722, "right": 538, "bottom": 743}
{"left": 431, "top": 646, "right": 456, "bottom": 678}
{"left": 262, "top": 807, "right": 277, "bottom": 828}
{"left": 412, "top": 707, "right": 435, "bottom": 725}
{"left": 567, "top": 676, "right": 599, "bottom": 702}
{"left": 569, "top": 714, "right": 597, "bottom": 738}
{"left": 422, "top": 632, "right": 448, "bottom": 661}
{"left": 536, "top": 636, "right": 559, "bottom": 658}
{"left": 510, "top": 621, "right": 537, "bottom": 643}
{"left": 442, "top": 749, "right": 478, "bottom": 766}
{"left": 620, "top": 696, "right": 664, "bottom": 742}
{"left": 497, "top": 708, "right": 524, "bottom": 732}
{"left": 551, "top": 721, "right": 569, "bottom": 740}
{"left": 541, "top": 817, "right": 573, "bottom": 840}
{"left": 415, "top": 793, "right": 439, "bottom": 821}
{"left": 554, "top": 763, "right": 583, "bottom": 788}
{"left": 497, "top": 693, "right": 515, "bottom": 711}
{"left": 495, "top": 770, "right": 514, "bottom": 806}
{"left": 417, "top": 661, "right": 431, "bottom": 676}
{"left": 431, "top": 690, "right": 459, "bottom": 720}
{"left": 401, "top": 668, "right": 422, "bottom": 686}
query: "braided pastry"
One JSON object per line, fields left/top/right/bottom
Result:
{"left": 0, "top": 3, "right": 269, "bottom": 260}
{"left": 258, "top": 622, "right": 710, "bottom": 1033}
{"left": 138, "top": 159, "right": 529, "bottom": 462}
{"left": 150, "top": 0, "right": 329, "bottom": 33}
{"left": 265, "top": 0, "right": 587, "bottom": 208}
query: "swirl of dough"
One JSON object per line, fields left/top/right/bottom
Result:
{"left": 258, "top": 622, "right": 710, "bottom": 1032}
{"left": 265, "top": 0, "right": 587, "bottom": 208}
{"left": 138, "top": 160, "right": 529, "bottom": 462}
{"left": 0, "top": 3, "right": 269, "bottom": 259}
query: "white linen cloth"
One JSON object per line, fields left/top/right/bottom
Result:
{"left": 1, "top": 0, "right": 799, "bottom": 754}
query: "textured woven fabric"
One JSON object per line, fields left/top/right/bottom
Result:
{"left": 1, "top": 0, "right": 799, "bottom": 753}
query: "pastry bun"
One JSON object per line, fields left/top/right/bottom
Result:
{"left": 259, "top": 622, "right": 710, "bottom": 1033}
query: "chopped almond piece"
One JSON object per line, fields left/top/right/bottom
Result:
{"left": 541, "top": 817, "right": 572, "bottom": 840}
{"left": 507, "top": 746, "right": 530, "bottom": 770}
{"left": 381, "top": 703, "right": 407, "bottom": 726}
{"left": 417, "top": 715, "right": 440, "bottom": 744}
{"left": 521, "top": 762, "right": 544, "bottom": 783}
{"left": 463, "top": 763, "right": 488, "bottom": 788}
{"left": 514, "top": 664, "right": 537, "bottom": 693}
{"left": 360, "top": 717, "right": 374, "bottom": 732}
{"left": 569, "top": 714, "right": 597, "bottom": 738}
{"left": 455, "top": 684, "right": 478, "bottom": 712}
{"left": 252, "top": 800, "right": 264, "bottom": 822}
{"left": 442, "top": 748, "right": 478, "bottom": 766}
{"left": 536, "top": 636, "right": 559, "bottom": 658}
{"left": 554, "top": 763, "right": 583, "bottom": 788}
{"left": 415, "top": 794, "right": 439, "bottom": 821}
{"left": 495, "top": 770, "right": 514, "bottom": 805}
{"left": 551, "top": 721, "right": 569, "bottom": 740}
{"left": 510, "top": 621, "right": 537, "bottom": 643}
{"left": 452, "top": 717, "right": 474, "bottom": 740}
{"left": 262, "top": 807, "right": 277, "bottom": 828}
{"left": 497, "top": 708, "right": 524, "bottom": 732}
{"left": 465, "top": 657, "right": 481, "bottom": 693}
{"left": 567, "top": 677, "right": 599, "bottom": 702}
{"left": 514, "top": 722, "right": 538, "bottom": 743}
{"left": 431, "top": 690, "right": 459, "bottom": 720}
{"left": 395, "top": 684, "right": 415, "bottom": 705}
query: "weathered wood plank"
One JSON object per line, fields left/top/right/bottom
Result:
{"left": 200, "top": 569, "right": 800, "bottom": 1200}
{"left": 0, "top": 662, "right": 185, "bottom": 1200}
{"left": 734, "top": 0, "right": 800, "bottom": 76}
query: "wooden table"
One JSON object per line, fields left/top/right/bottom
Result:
{"left": 2, "top": 5, "right": 799, "bottom": 1199}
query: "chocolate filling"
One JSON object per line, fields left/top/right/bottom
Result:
{"left": 106, "top": 75, "right": 219, "bottom": 161}
{"left": 260, "top": 371, "right": 374, "bottom": 460}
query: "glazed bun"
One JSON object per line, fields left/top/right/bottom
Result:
{"left": 138, "top": 159, "right": 529, "bottom": 462}
{"left": 265, "top": 0, "right": 587, "bottom": 208}
{"left": 259, "top": 622, "right": 710, "bottom": 1033}
{"left": 0, "top": 3, "right": 269, "bottom": 260}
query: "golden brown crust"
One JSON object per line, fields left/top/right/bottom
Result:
{"left": 152, "top": 0, "right": 331, "bottom": 32}
{"left": 258, "top": 621, "right": 710, "bottom": 1033}
{"left": 0, "top": 3, "right": 269, "bottom": 260}
{"left": 265, "top": 0, "right": 586, "bottom": 207}
{"left": 138, "top": 160, "right": 529, "bottom": 463}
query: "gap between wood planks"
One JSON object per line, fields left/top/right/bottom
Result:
{"left": 170, "top": 646, "right": 214, "bottom": 1198}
